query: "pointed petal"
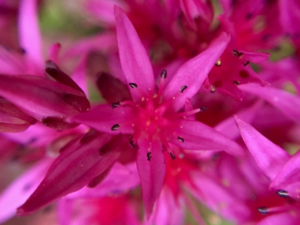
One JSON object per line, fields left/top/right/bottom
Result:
{"left": 136, "top": 137, "right": 166, "bottom": 218}
{"left": 167, "top": 119, "right": 245, "bottom": 157}
{"left": 114, "top": 6, "right": 155, "bottom": 102}
{"left": 70, "top": 104, "right": 135, "bottom": 135}
{"left": 271, "top": 150, "right": 300, "bottom": 190}
{"left": 48, "top": 43, "right": 61, "bottom": 64}
{"left": 162, "top": 33, "right": 230, "bottom": 112}
{"left": 0, "top": 74, "right": 90, "bottom": 121}
{"left": 18, "top": 0, "right": 42, "bottom": 66}
{"left": 17, "top": 134, "right": 121, "bottom": 215}
{"left": 239, "top": 83, "right": 300, "bottom": 124}
{"left": 0, "top": 159, "right": 52, "bottom": 223}
{"left": 235, "top": 116, "right": 290, "bottom": 180}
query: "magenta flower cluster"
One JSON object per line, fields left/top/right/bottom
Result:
{"left": 0, "top": 0, "right": 300, "bottom": 224}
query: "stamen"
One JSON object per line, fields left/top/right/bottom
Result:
{"left": 157, "top": 70, "right": 167, "bottom": 98}
{"left": 258, "top": 205, "right": 292, "bottom": 215}
{"left": 177, "top": 136, "right": 184, "bottom": 142}
{"left": 160, "top": 70, "right": 167, "bottom": 79}
{"left": 233, "top": 50, "right": 243, "bottom": 58}
{"left": 233, "top": 80, "right": 240, "bottom": 85}
{"left": 200, "top": 106, "right": 208, "bottom": 111}
{"left": 147, "top": 152, "right": 152, "bottom": 161}
{"left": 111, "top": 102, "right": 120, "bottom": 108}
{"left": 128, "top": 82, "right": 149, "bottom": 98}
{"left": 180, "top": 85, "right": 188, "bottom": 93}
{"left": 244, "top": 61, "right": 250, "bottom": 66}
{"left": 168, "top": 108, "right": 201, "bottom": 119}
{"left": 169, "top": 152, "right": 176, "bottom": 160}
{"left": 155, "top": 85, "right": 188, "bottom": 116}
{"left": 210, "top": 85, "right": 215, "bottom": 93}
{"left": 129, "top": 83, "right": 138, "bottom": 89}
{"left": 215, "top": 59, "right": 221, "bottom": 67}
{"left": 258, "top": 207, "right": 269, "bottom": 215}
{"left": 277, "top": 190, "right": 289, "bottom": 198}
{"left": 111, "top": 124, "right": 120, "bottom": 131}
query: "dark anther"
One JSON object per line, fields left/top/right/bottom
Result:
{"left": 244, "top": 61, "right": 250, "bottom": 66}
{"left": 200, "top": 106, "right": 208, "bottom": 111}
{"left": 180, "top": 85, "right": 188, "bottom": 93}
{"left": 147, "top": 152, "right": 152, "bottom": 161}
{"left": 215, "top": 59, "right": 221, "bottom": 67}
{"left": 169, "top": 152, "right": 176, "bottom": 160}
{"left": 233, "top": 80, "right": 240, "bottom": 85}
{"left": 257, "top": 207, "right": 268, "bottom": 215}
{"left": 129, "top": 83, "right": 138, "bottom": 89}
{"left": 111, "top": 124, "right": 120, "bottom": 131}
{"left": 232, "top": 49, "right": 243, "bottom": 58}
{"left": 277, "top": 190, "right": 289, "bottom": 198}
{"left": 111, "top": 102, "right": 120, "bottom": 108}
{"left": 160, "top": 70, "right": 167, "bottom": 79}
{"left": 177, "top": 136, "right": 184, "bottom": 142}
{"left": 129, "top": 140, "right": 135, "bottom": 148}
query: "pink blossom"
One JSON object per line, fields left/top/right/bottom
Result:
{"left": 69, "top": 6, "right": 244, "bottom": 218}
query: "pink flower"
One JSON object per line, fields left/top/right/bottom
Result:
{"left": 69, "top": 6, "right": 244, "bottom": 218}
{"left": 235, "top": 116, "right": 300, "bottom": 223}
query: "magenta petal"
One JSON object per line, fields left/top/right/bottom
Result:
{"left": 167, "top": 119, "right": 245, "bottom": 157}
{"left": 239, "top": 83, "right": 300, "bottom": 124}
{"left": 114, "top": 6, "right": 156, "bottom": 102}
{"left": 235, "top": 116, "right": 290, "bottom": 180}
{"left": 162, "top": 33, "right": 230, "bottom": 112}
{"left": 136, "top": 137, "right": 166, "bottom": 219}
{"left": 238, "top": 51, "right": 270, "bottom": 63}
{"left": 0, "top": 159, "right": 52, "bottom": 223}
{"left": 18, "top": 0, "right": 42, "bottom": 66}
{"left": 17, "top": 134, "right": 120, "bottom": 215}
{"left": 70, "top": 104, "right": 135, "bottom": 135}
{"left": 271, "top": 150, "right": 300, "bottom": 190}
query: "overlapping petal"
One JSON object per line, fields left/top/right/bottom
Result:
{"left": 114, "top": 6, "right": 156, "bottom": 102}
{"left": 136, "top": 137, "right": 166, "bottom": 218}
{"left": 17, "top": 133, "right": 121, "bottom": 215}
{"left": 162, "top": 33, "right": 231, "bottom": 112}
{"left": 235, "top": 116, "right": 290, "bottom": 180}
{"left": 70, "top": 104, "right": 135, "bottom": 135}
{"left": 166, "top": 119, "right": 245, "bottom": 156}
